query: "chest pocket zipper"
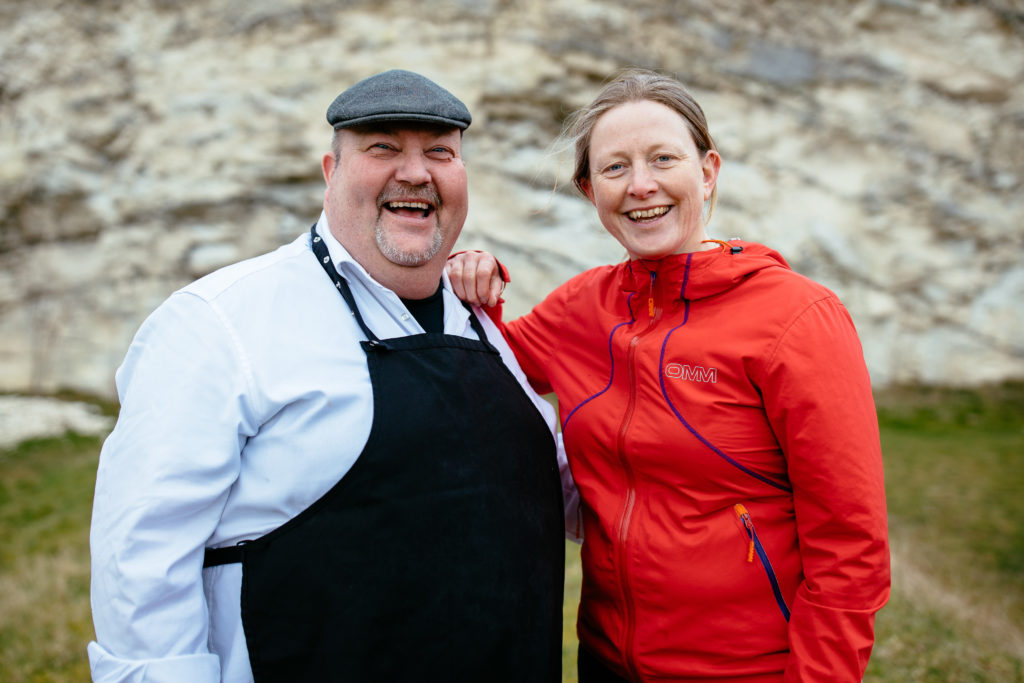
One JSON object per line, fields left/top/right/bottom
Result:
{"left": 734, "top": 504, "right": 791, "bottom": 622}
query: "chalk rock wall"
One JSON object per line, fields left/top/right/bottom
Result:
{"left": 1, "top": 0, "right": 1022, "bottom": 397}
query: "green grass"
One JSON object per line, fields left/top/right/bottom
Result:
{"left": 0, "top": 384, "right": 1021, "bottom": 681}
{"left": 866, "top": 382, "right": 1024, "bottom": 682}
{"left": 563, "top": 540, "right": 583, "bottom": 682}
{"left": 0, "top": 433, "right": 101, "bottom": 682}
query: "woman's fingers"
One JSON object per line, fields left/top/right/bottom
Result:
{"left": 447, "top": 251, "right": 503, "bottom": 306}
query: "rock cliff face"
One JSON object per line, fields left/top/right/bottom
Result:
{"left": 1, "top": 0, "right": 1022, "bottom": 396}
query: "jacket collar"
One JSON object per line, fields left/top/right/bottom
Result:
{"left": 620, "top": 241, "right": 791, "bottom": 301}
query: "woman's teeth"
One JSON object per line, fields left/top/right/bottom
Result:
{"left": 628, "top": 206, "right": 669, "bottom": 220}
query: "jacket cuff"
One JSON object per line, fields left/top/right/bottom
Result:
{"left": 783, "top": 586, "right": 889, "bottom": 682}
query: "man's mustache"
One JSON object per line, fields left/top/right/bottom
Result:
{"left": 377, "top": 184, "right": 442, "bottom": 210}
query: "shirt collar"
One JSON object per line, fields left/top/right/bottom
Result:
{"left": 314, "top": 211, "right": 379, "bottom": 290}
{"left": 313, "top": 211, "right": 470, "bottom": 333}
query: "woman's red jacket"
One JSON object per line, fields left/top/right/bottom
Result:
{"left": 492, "top": 242, "right": 890, "bottom": 682}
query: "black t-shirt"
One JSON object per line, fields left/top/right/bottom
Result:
{"left": 400, "top": 281, "right": 445, "bottom": 334}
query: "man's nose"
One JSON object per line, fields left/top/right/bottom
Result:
{"left": 395, "top": 150, "right": 431, "bottom": 185}
{"left": 628, "top": 164, "right": 658, "bottom": 198}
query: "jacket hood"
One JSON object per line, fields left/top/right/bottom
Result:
{"left": 621, "top": 241, "right": 791, "bottom": 301}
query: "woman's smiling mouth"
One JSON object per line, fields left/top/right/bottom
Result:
{"left": 626, "top": 206, "right": 671, "bottom": 222}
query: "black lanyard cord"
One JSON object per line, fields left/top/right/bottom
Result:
{"left": 308, "top": 224, "right": 494, "bottom": 350}
{"left": 310, "top": 225, "right": 380, "bottom": 343}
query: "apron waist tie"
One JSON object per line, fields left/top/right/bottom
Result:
{"left": 204, "top": 543, "right": 247, "bottom": 567}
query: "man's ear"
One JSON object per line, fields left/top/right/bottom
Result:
{"left": 321, "top": 153, "right": 335, "bottom": 184}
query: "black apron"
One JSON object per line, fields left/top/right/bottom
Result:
{"left": 204, "top": 228, "right": 565, "bottom": 681}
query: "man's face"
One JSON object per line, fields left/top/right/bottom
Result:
{"left": 322, "top": 124, "right": 468, "bottom": 280}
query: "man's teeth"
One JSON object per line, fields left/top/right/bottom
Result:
{"left": 628, "top": 207, "right": 670, "bottom": 220}
{"left": 388, "top": 201, "right": 430, "bottom": 210}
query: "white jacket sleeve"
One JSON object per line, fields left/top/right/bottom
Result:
{"left": 89, "top": 292, "right": 257, "bottom": 682}
{"left": 556, "top": 431, "right": 583, "bottom": 543}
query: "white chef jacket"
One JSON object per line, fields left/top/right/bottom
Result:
{"left": 88, "top": 213, "right": 578, "bottom": 682}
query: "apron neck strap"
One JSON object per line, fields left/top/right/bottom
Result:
{"left": 463, "top": 302, "right": 492, "bottom": 348}
{"left": 310, "top": 225, "right": 380, "bottom": 343}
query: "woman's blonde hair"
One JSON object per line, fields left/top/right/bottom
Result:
{"left": 565, "top": 68, "right": 719, "bottom": 223}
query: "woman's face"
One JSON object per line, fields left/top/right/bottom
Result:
{"left": 581, "top": 100, "right": 720, "bottom": 260}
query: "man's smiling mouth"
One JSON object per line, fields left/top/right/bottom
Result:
{"left": 384, "top": 201, "right": 433, "bottom": 218}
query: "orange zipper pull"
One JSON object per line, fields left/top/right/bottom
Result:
{"left": 734, "top": 504, "right": 755, "bottom": 563}
{"left": 648, "top": 271, "right": 657, "bottom": 318}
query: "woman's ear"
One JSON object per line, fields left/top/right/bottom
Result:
{"left": 702, "top": 150, "right": 721, "bottom": 201}
{"left": 579, "top": 177, "right": 596, "bottom": 205}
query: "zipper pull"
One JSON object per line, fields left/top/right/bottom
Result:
{"left": 734, "top": 504, "right": 755, "bottom": 563}
{"left": 648, "top": 271, "right": 656, "bottom": 317}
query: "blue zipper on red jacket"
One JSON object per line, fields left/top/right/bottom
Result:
{"left": 735, "top": 504, "right": 791, "bottom": 621}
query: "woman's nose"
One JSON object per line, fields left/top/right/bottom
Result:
{"left": 395, "top": 150, "right": 431, "bottom": 185}
{"left": 628, "top": 165, "right": 658, "bottom": 198}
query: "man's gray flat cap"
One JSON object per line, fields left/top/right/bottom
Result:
{"left": 327, "top": 70, "right": 471, "bottom": 131}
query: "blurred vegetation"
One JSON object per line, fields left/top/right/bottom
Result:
{"left": 866, "top": 381, "right": 1024, "bottom": 682}
{"left": 0, "top": 383, "right": 1022, "bottom": 681}
{"left": 0, "top": 433, "right": 100, "bottom": 682}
